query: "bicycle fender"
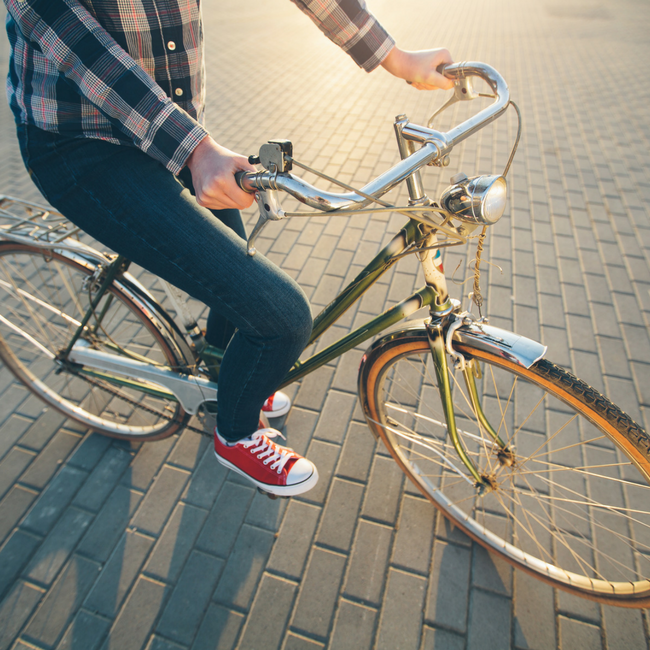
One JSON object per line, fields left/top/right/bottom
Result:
{"left": 7, "top": 241, "right": 196, "bottom": 369}
{"left": 361, "top": 318, "right": 547, "bottom": 374}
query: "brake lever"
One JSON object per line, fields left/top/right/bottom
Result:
{"left": 427, "top": 70, "right": 481, "bottom": 128}
{"left": 246, "top": 190, "right": 285, "bottom": 256}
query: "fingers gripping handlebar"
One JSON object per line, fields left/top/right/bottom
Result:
{"left": 235, "top": 61, "right": 510, "bottom": 254}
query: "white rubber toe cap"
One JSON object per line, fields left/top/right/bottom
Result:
{"left": 287, "top": 457, "right": 318, "bottom": 487}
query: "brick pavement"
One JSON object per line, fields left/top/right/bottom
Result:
{"left": 1, "top": 0, "right": 650, "bottom": 648}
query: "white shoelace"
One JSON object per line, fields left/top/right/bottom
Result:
{"left": 241, "top": 429, "right": 296, "bottom": 474}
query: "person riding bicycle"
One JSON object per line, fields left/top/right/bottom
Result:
{"left": 3, "top": 0, "right": 453, "bottom": 496}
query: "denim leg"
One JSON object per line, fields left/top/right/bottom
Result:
{"left": 18, "top": 126, "right": 312, "bottom": 440}
{"left": 177, "top": 167, "right": 246, "bottom": 350}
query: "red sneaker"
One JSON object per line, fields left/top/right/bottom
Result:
{"left": 262, "top": 391, "right": 291, "bottom": 418}
{"left": 214, "top": 428, "right": 318, "bottom": 496}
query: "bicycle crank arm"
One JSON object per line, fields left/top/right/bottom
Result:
{"left": 68, "top": 341, "right": 217, "bottom": 415}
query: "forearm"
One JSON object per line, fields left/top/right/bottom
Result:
{"left": 4, "top": 0, "right": 207, "bottom": 173}
{"left": 289, "top": 0, "right": 395, "bottom": 71}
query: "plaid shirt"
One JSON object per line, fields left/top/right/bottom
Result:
{"left": 4, "top": 1, "right": 394, "bottom": 174}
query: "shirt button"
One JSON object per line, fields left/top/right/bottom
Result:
{"left": 167, "top": 41, "right": 176, "bottom": 51}
{"left": 175, "top": 88, "right": 183, "bottom": 97}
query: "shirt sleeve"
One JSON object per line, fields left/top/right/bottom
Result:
{"left": 4, "top": 0, "right": 208, "bottom": 174}
{"left": 290, "top": 0, "right": 395, "bottom": 72}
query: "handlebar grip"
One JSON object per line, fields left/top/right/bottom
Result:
{"left": 235, "top": 171, "right": 256, "bottom": 193}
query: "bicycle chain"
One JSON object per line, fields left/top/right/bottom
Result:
{"left": 73, "top": 371, "right": 214, "bottom": 438}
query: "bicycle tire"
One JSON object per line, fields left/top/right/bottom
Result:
{"left": 0, "top": 242, "right": 190, "bottom": 439}
{"left": 359, "top": 325, "right": 650, "bottom": 606}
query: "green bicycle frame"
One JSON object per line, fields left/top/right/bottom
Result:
{"left": 68, "top": 217, "right": 495, "bottom": 486}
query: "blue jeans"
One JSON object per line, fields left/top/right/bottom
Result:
{"left": 17, "top": 124, "right": 312, "bottom": 441}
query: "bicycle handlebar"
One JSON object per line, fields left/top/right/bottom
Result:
{"left": 235, "top": 61, "right": 509, "bottom": 212}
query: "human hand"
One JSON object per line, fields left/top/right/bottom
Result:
{"left": 380, "top": 47, "right": 454, "bottom": 91}
{"left": 186, "top": 136, "right": 256, "bottom": 210}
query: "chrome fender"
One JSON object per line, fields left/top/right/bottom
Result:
{"left": 358, "top": 318, "right": 547, "bottom": 420}
{"left": 449, "top": 320, "right": 547, "bottom": 369}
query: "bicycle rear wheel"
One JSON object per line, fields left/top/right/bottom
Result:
{"left": 0, "top": 242, "right": 189, "bottom": 439}
{"left": 359, "top": 326, "right": 650, "bottom": 606}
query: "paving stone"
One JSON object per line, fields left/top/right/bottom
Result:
{"left": 0, "top": 581, "right": 44, "bottom": 650}
{"left": 19, "top": 410, "right": 68, "bottom": 452}
{"left": 298, "top": 440, "right": 340, "bottom": 506}
{"left": 602, "top": 605, "right": 648, "bottom": 650}
{"left": 0, "top": 530, "right": 41, "bottom": 602}
{"left": 424, "top": 541, "right": 471, "bottom": 633}
{"left": 0, "top": 447, "right": 35, "bottom": 500}
{"left": 17, "top": 431, "right": 80, "bottom": 491}
{"left": 57, "top": 610, "right": 112, "bottom": 650}
{"left": 283, "top": 634, "right": 325, "bottom": 650}
{"left": 558, "top": 616, "right": 603, "bottom": 650}
{"left": 120, "top": 437, "right": 176, "bottom": 492}
{"left": 0, "top": 414, "right": 33, "bottom": 461}
{"left": 146, "top": 637, "right": 186, "bottom": 650}
{"left": 328, "top": 600, "right": 377, "bottom": 650}
{"left": 556, "top": 590, "right": 601, "bottom": 625}
{"left": 466, "top": 588, "right": 512, "bottom": 650}
{"left": 156, "top": 551, "right": 224, "bottom": 646}
{"left": 181, "top": 446, "right": 228, "bottom": 510}
{"left": 316, "top": 478, "right": 363, "bottom": 552}
{"left": 66, "top": 434, "right": 114, "bottom": 472}
{"left": 343, "top": 520, "right": 392, "bottom": 606}
{"left": 167, "top": 429, "right": 210, "bottom": 471}
{"left": 191, "top": 603, "right": 247, "bottom": 650}
{"left": 72, "top": 446, "right": 133, "bottom": 512}
{"left": 99, "top": 577, "right": 170, "bottom": 650}
{"left": 513, "top": 570, "right": 556, "bottom": 650}
{"left": 282, "top": 407, "right": 319, "bottom": 457}
{"left": 471, "top": 544, "right": 512, "bottom": 597}
{"left": 375, "top": 569, "right": 426, "bottom": 650}
{"left": 335, "top": 422, "right": 376, "bottom": 483}
{"left": 212, "top": 524, "right": 275, "bottom": 611}
{"left": 0, "top": 484, "right": 38, "bottom": 545}
{"left": 76, "top": 486, "right": 143, "bottom": 563}
{"left": 144, "top": 502, "right": 208, "bottom": 584}
{"left": 267, "top": 500, "right": 321, "bottom": 580}
{"left": 23, "top": 555, "right": 101, "bottom": 649}
{"left": 131, "top": 465, "right": 191, "bottom": 536}
{"left": 196, "top": 482, "right": 255, "bottom": 558}
{"left": 312, "top": 391, "right": 357, "bottom": 445}
{"left": 238, "top": 574, "right": 297, "bottom": 650}
{"left": 421, "top": 626, "right": 465, "bottom": 650}
{"left": 361, "top": 455, "right": 403, "bottom": 525}
{"left": 294, "top": 366, "right": 334, "bottom": 412}
{"left": 390, "top": 495, "right": 435, "bottom": 576}
{"left": 24, "top": 508, "right": 93, "bottom": 586}
{"left": 292, "top": 548, "right": 346, "bottom": 639}
{"left": 331, "top": 349, "right": 364, "bottom": 393}
{"left": 245, "top": 489, "right": 289, "bottom": 532}
{"left": 21, "top": 466, "right": 88, "bottom": 536}
{"left": 84, "top": 531, "right": 155, "bottom": 618}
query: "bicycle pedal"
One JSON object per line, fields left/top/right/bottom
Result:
{"left": 257, "top": 487, "right": 288, "bottom": 500}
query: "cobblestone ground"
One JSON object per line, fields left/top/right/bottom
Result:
{"left": 1, "top": 0, "right": 649, "bottom": 648}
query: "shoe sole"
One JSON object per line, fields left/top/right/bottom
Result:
{"left": 214, "top": 450, "right": 319, "bottom": 496}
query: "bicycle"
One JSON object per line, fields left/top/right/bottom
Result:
{"left": 1, "top": 62, "right": 649, "bottom": 608}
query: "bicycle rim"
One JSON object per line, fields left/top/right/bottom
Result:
{"left": 0, "top": 243, "right": 188, "bottom": 439}
{"left": 361, "top": 330, "right": 650, "bottom": 606}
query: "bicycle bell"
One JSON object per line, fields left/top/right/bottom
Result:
{"left": 439, "top": 173, "right": 507, "bottom": 225}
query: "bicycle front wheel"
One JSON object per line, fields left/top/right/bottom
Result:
{"left": 360, "top": 327, "right": 650, "bottom": 606}
{"left": 0, "top": 243, "right": 189, "bottom": 439}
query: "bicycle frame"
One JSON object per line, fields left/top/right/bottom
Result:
{"left": 57, "top": 60, "right": 543, "bottom": 486}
